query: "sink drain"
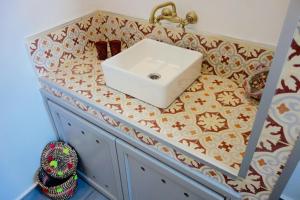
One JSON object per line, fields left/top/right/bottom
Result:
{"left": 148, "top": 73, "right": 161, "bottom": 80}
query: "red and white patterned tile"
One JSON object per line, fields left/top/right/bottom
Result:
{"left": 27, "top": 11, "right": 300, "bottom": 200}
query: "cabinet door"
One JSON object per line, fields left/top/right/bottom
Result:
{"left": 48, "top": 101, "right": 123, "bottom": 200}
{"left": 116, "top": 139, "right": 225, "bottom": 200}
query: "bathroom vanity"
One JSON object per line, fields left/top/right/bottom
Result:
{"left": 26, "top": 9, "right": 300, "bottom": 200}
{"left": 47, "top": 100, "right": 229, "bottom": 200}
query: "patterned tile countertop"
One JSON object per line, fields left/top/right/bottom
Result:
{"left": 38, "top": 42, "right": 258, "bottom": 175}
{"left": 27, "top": 10, "right": 300, "bottom": 199}
{"left": 26, "top": 10, "right": 275, "bottom": 178}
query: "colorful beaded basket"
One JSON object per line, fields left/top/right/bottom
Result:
{"left": 36, "top": 167, "right": 78, "bottom": 200}
{"left": 41, "top": 141, "right": 78, "bottom": 179}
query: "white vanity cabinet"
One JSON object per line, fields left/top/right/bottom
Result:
{"left": 47, "top": 101, "right": 123, "bottom": 200}
{"left": 46, "top": 99, "right": 232, "bottom": 200}
{"left": 116, "top": 140, "right": 225, "bottom": 200}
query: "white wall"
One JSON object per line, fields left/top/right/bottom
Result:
{"left": 95, "top": 0, "right": 289, "bottom": 46}
{"left": 0, "top": 1, "right": 98, "bottom": 199}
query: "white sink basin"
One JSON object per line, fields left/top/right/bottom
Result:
{"left": 102, "top": 39, "right": 203, "bottom": 108}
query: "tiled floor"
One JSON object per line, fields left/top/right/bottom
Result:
{"left": 22, "top": 178, "right": 108, "bottom": 200}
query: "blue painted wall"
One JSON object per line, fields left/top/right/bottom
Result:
{"left": 0, "top": 1, "right": 98, "bottom": 199}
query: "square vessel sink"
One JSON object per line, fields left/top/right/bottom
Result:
{"left": 102, "top": 38, "right": 203, "bottom": 108}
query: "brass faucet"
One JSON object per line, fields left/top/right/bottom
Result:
{"left": 149, "top": 2, "right": 198, "bottom": 30}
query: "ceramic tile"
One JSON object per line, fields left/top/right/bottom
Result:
{"left": 26, "top": 11, "right": 300, "bottom": 200}
{"left": 41, "top": 44, "right": 259, "bottom": 172}
{"left": 240, "top": 190, "right": 271, "bottom": 200}
{"left": 28, "top": 11, "right": 274, "bottom": 86}
{"left": 250, "top": 143, "right": 292, "bottom": 190}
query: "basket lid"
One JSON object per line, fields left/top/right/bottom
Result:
{"left": 41, "top": 141, "right": 78, "bottom": 179}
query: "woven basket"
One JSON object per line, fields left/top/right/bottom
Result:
{"left": 36, "top": 167, "right": 78, "bottom": 200}
{"left": 243, "top": 68, "right": 269, "bottom": 101}
{"left": 41, "top": 141, "right": 78, "bottom": 179}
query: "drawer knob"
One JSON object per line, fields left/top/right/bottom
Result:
{"left": 184, "top": 192, "right": 189, "bottom": 197}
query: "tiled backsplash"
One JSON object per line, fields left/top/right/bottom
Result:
{"left": 28, "top": 11, "right": 274, "bottom": 86}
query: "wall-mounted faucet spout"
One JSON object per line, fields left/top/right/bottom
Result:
{"left": 149, "top": 2, "right": 198, "bottom": 30}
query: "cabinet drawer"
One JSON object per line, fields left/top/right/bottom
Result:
{"left": 116, "top": 139, "right": 225, "bottom": 200}
{"left": 48, "top": 101, "right": 123, "bottom": 200}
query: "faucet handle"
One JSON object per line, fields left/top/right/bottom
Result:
{"left": 185, "top": 11, "right": 198, "bottom": 24}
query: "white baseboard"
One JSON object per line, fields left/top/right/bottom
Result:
{"left": 15, "top": 182, "right": 37, "bottom": 200}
